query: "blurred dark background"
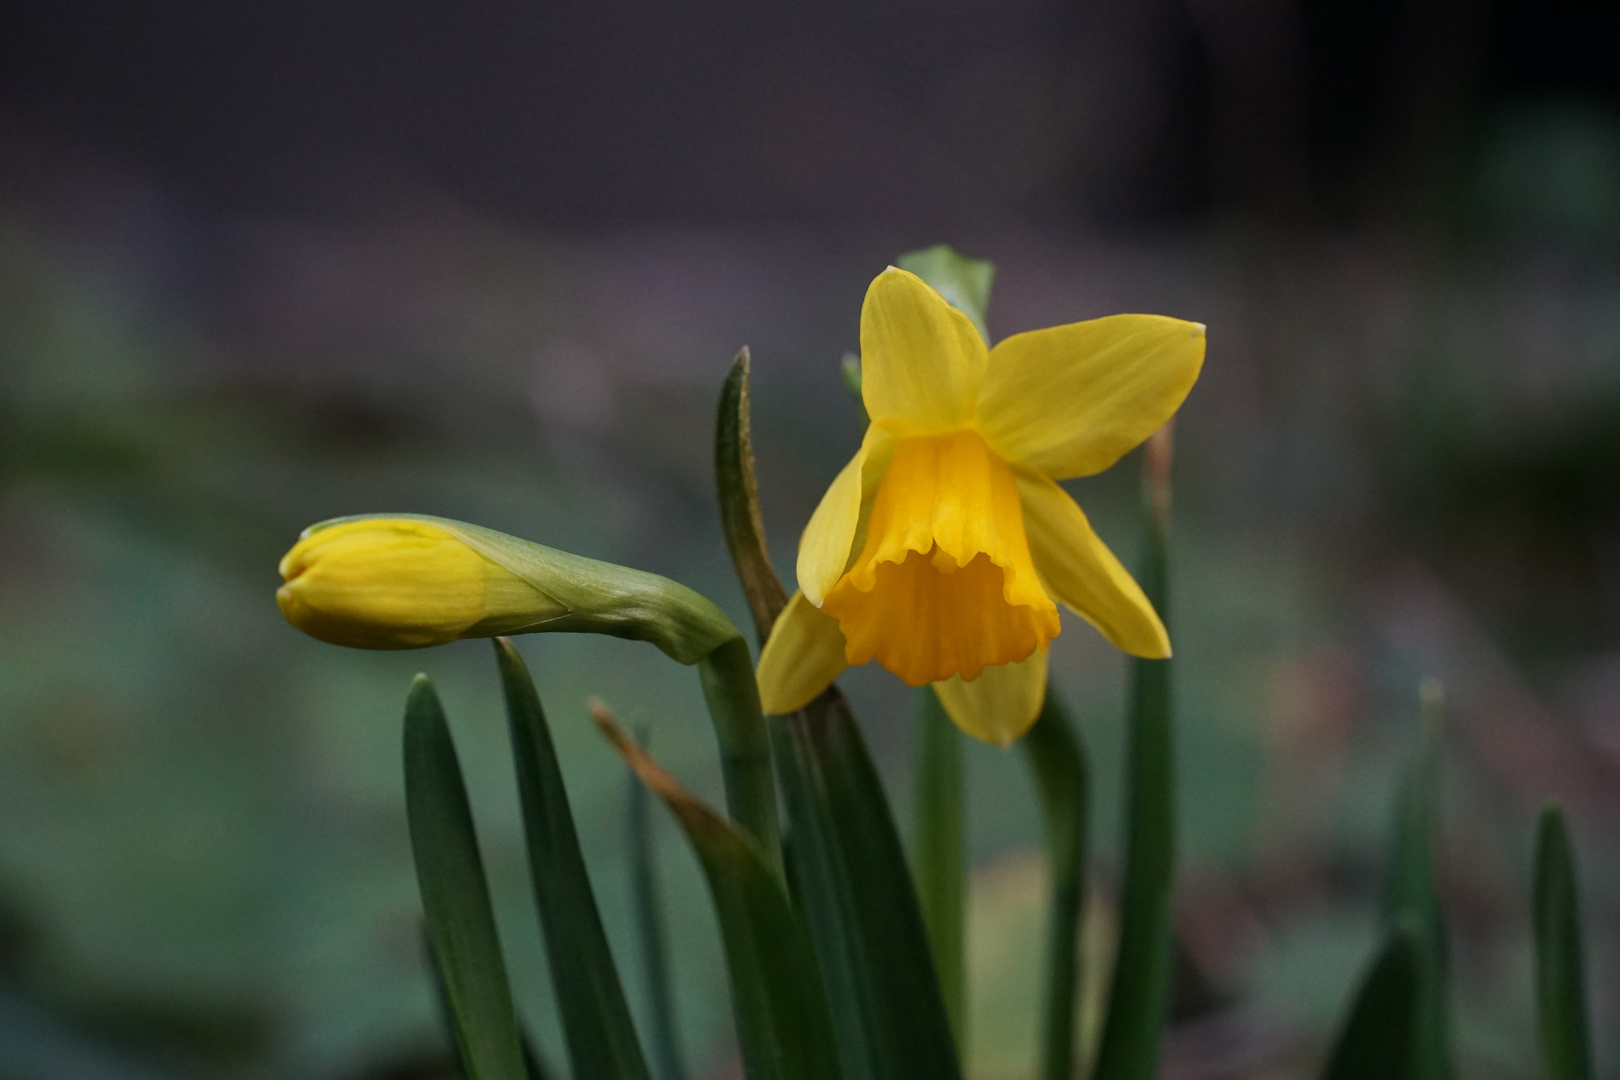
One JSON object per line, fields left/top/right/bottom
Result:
{"left": 2, "top": 1, "right": 1619, "bottom": 1077}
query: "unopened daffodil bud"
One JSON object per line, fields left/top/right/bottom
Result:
{"left": 277, "top": 514, "right": 737, "bottom": 663}
{"left": 277, "top": 518, "right": 566, "bottom": 649}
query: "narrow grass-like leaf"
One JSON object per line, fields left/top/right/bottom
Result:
{"left": 1094, "top": 431, "right": 1176, "bottom": 1080}
{"left": 403, "top": 675, "right": 527, "bottom": 1080}
{"left": 627, "top": 729, "right": 689, "bottom": 1080}
{"left": 493, "top": 640, "right": 653, "bottom": 1080}
{"left": 773, "top": 690, "right": 965, "bottom": 1080}
{"left": 896, "top": 246, "right": 995, "bottom": 342}
{"left": 911, "top": 688, "right": 965, "bottom": 1043}
{"left": 715, "top": 348, "right": 789, "bottom": 645}
{"left": 595, "top": 705, "right": 843, "bottom": 1080}
{"left": 1322, "top": 925, "right": 1420, "bottom": 1080}
{"left": 1534, "top": 805, "right": 1594, "bottom": 1080}
{"left": 1020, "top": 687, "right": 1090, "bottom": 1080}
{"left": 1382, "top": 680, "right": 1452, "bottom": 1080}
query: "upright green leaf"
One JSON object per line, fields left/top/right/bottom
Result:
{"left": 896, "top": 246, "right": 996, "bottom": 342}
{"left": 403, "top": 675, "right": 528, "bottom": 1080}
{"left": 1322, "top": 926, "right": 1420, "bottom": 1080}
{"left": 595, "top": 706, "right": 843, "bottom": 1080}
{"left": 714, "top": 348, "right": 789, "bottom": 645}
{"left": 1094, "top": 435, "right": 1176, "bottom": 1080}
{"left": 1534, "top": 805, "right": 1594, "bottom": 1080}
{"left": 493, "top": 640, "right": 653, "bottom": 1080}
{"left": 423, "top": 934, "right": 559, "bottom": 1080}
{"left": 710, "top": 325, "right": 959, "bottom": 1080}
{"left": 1382, "top": 680, "right": 1452, "bottom": 1080}
{"left": 627, "top": 728, "right": 690, "bottom": 1080}
{"left": 911, "top": 688, "right": 965, "bottom": 1044}
{"left": 773, "top": 691, "right": 965, "bottom": 1080}
{"left": 1020, "top": 688, "right": 1090, "bottom": 1080}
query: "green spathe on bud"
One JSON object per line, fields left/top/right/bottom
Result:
{"left": 277, "top": 514, "right": 737, "bottom": 664}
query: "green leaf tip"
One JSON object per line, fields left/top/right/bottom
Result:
{"left": 402, "top": 672, "right": 528, "bottom": 1080}
{"left": 716, "top": 347, "right": 789, "bottom": 643}
{"left": 1379, "top": 678, "right": 1452, "bottom": 1080}
{"left": 1534, "top": 803, "right": 1594, "bottom": 1080}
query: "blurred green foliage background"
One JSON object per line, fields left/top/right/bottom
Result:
{"left": 2, "top": 1, "right": 1619, "bottom": 1077}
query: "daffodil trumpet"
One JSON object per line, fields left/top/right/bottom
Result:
{"left": 756, "top": 266, "right": 1204, "bottom": 746}
{"left": 277, "top": 513, "right": 781, "bottom": 866}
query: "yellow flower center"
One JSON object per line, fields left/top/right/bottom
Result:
{"left": 821, "top": 428, "right": 1060, "bottom": 685}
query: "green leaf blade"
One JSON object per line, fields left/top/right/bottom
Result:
{"left": 1534, "top": 805, "right": 1595, "bottom": 1080}
{"left": 596, "top": 709, "right": 843, "bottom": 1080}
{"left": 494, "top": 640, "right": 653, "bottom": 1080}
{"left": 774, "top": 691, "right": 965, "bottom": 1080}
{"left": 627, "top": 730, "right": 690, "bottom": 1080}
{"left": 1382, "top": 683, "right": 1453, "bottom": 1080}
{"left": 1020, "top": 688, "right": 1090, "bottom": 1080}
{"left": 403, "top": 675, "right": 528, "bottom": 1080}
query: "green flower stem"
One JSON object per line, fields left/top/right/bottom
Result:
{"left": 1020, "top": 689, "right": 1089, "bottom": 1080}
{"left": 912, "top": 688, "right": 965, "bottom": 1044}
{"left": 699, "top": 634, "right": 783, "bottom": 876}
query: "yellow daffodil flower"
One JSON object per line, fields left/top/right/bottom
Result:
{"left": 756, "top": 266, "right": 1205, "bottom": 745}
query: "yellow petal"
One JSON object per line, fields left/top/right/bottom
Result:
{"left": 822, "top": 430, "right": 1059, "bottom": 685}
{"left": 976, "top": 315, "right": 1204, "bottom": 479}
{"left": 796, "top": 425, "right": 896, "bottom": 607}
{"left": 860, "top": 266, "right": 988, "bottom": 435}
{"left": 1014, "top": 469, "right": 1170, "bottom": 658}
{"left": 933, "top": 647, "right": 1048, "bottom": 747}
{"left": 276, "top": 518, "right": 561, "bottom": 649}
{"left": 756, "top": 591, "right": 849, "bottom": 713}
